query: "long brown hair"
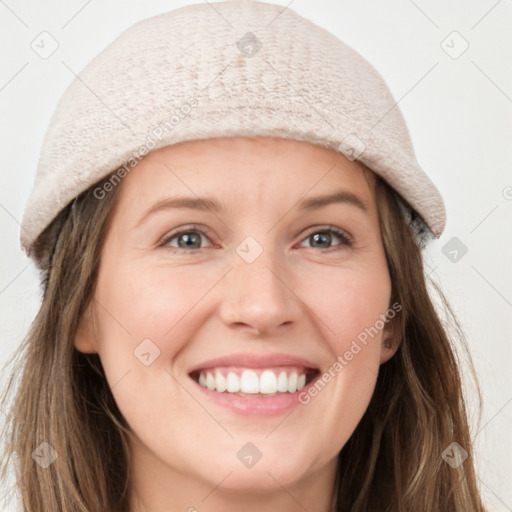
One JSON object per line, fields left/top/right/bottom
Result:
{"left": 1, "top": 170, "right": 487, "bottom": 511}
{"left": 333, "top": 176, "right": 486, "bottom": 511}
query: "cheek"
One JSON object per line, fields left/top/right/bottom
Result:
{"left": 94, "top": 261, "right": 219, "bottom": 355}
{"left": 294, "top": 263, "right": 391, "bottom": 429}
{"left": 90, "top": 264, "right": 216, "bottom": 435}
{"left": 303, "top": 262, "right": 391, "bottom": 355}
{"left": 90, "top": 261, "right": 229, "bottom": 428}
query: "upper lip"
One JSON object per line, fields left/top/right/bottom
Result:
{"left": 187, "top": 352, "right": 320, "bottom": 374}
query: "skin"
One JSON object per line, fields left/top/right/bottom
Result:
{"left": 75, "top": 136, "right": 398, "bottom": 512}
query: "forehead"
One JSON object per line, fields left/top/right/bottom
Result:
{"left": 115, "top": 136, "right": 377, "bottom": 214}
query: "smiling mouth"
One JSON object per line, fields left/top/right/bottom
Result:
{"left": 189, "top": 367, "right": 320, "bottom": 397}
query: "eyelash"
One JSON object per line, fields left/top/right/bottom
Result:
{"left": 159, "top": 224, "right": 353, "bottom": 253}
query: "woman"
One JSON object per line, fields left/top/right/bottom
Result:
{"left": 1, "top": 1, "right": 487, "bottom": 510}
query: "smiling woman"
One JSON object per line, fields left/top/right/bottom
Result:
{"left": 0, "top": 2, "right": 488, "bottom": 512}
{"left": 76, "top": 138, "right": 393, "bottom": 434}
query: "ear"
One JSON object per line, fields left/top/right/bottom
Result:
{"left": 379, "top": 318, "right": 400, "bottom": 364}
{"left": 74, "top": 302, "right": 99, "bottom": 354}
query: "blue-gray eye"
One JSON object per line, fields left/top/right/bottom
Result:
{"left": 300, "top": 228, "right": 352, "bottom": 251}
{"left": 162, "top": 229, "right": 209, "bottom": 250}
{"left": 161, "top": 225, "right": 351, "bottom": 252}
{"left": 176, "top": 232, "right": 203, "bottom": 249}
{"left": 309, "top": 231, "right": 333, "bottom": 248}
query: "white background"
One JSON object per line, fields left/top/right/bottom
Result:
{"left": 1, "top": 0, "right": 511, "bottom": 510}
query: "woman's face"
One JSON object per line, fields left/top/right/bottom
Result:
{"left": 76, "top": 136, "right": 396, "bottom": 496}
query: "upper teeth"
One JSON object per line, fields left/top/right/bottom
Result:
{"left": 197, "top": 369, "right": 308, "bottom": 395}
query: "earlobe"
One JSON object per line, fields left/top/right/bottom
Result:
{"left": 379, "top": 322, "right": 400, "bottom": 364}
{"left": 74, "top": 303, "right": 99, "bottom": 354}
{"left": 379, "top": 338, "right": 399, "bottom": 364}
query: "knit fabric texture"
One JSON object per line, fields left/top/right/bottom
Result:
{"left": 20, "top": 0, "right": 446, "bottom": 269}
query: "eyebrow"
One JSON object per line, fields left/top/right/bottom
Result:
{"left": 136, "top": 189, "right": 368, "bottom": 227}
{"left": 136, "top": 196, "right": 222, "bottom": 227}
{"left": 296, "top": 191, "right": 368, "bottom": 213}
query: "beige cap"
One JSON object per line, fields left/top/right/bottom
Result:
{"left": 20, "top": 0, "right": 446, "bottom": 267}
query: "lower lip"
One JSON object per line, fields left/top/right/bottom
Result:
{"left": 190, "top": 375, "right": 318, "bottom": 416}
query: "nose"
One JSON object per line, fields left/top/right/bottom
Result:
{"left": 218, "top": 248, "right": 304, "bottom": 336}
